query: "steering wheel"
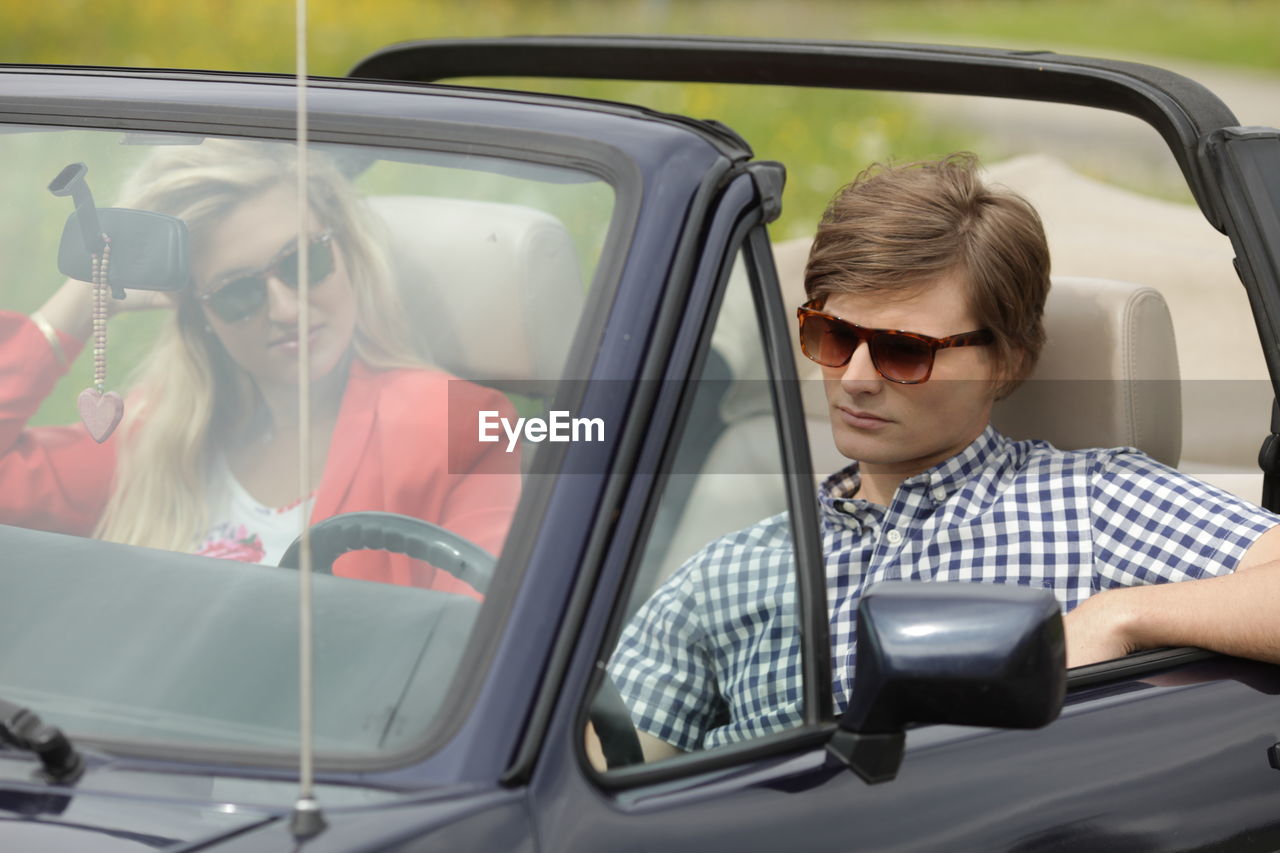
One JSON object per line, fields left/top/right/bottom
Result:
{"left": 277, "top": 511, "right": 495, "bottom": 594}
{"left": 279, "top": 511, "right": 641, "bottom": 766}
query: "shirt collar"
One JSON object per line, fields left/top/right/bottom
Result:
{"left": 817, "top": 425, "right": 1009, "bottom": 518}
{"left": 909, "top": 424, "right": 1009, "bottom": 499}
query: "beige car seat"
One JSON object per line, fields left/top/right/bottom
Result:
{"left": 367, "top": 195, "right": 585, "bottom": 385}
{"left": 985, "top": 155, "right": 1268, "bottom": 501}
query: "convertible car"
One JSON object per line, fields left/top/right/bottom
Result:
{"left": 2, "top": 36, "right": 1280, "bottom": 851}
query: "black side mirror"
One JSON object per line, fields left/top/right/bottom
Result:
{"left": 828, "top": 581, "right": 1066, "bottom": 784}
{"left": 49, "top": 162, "right": 191, "bottom": 294}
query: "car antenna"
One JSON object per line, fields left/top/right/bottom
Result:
{"left": 288, "top": 0, "right": 325, "bottom": 840}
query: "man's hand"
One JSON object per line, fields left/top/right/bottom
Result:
{"left": 1062, "top": 588, "right": 1139, "bottom": 668}
{"left": 1063, "top": 532, "right": 1280, "bottom": 670}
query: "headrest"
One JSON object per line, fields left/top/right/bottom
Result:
{"left": 984, "top": 155, "right": 1263, "bottom": 471}
{"left": 718, "top": 238, "right": 1181, "bottom": 466}
{"left": 991, "top": 276, "right": 1181, "bottom": 466}
{"left": 368, "top": 195, "right": 584, "bottom": 384}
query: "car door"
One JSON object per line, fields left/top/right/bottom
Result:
{"left": 526, "top": 186, "right": 1280, "bottom": 853}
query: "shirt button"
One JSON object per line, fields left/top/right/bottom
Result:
{"left": 886, "top": 529, "right": 903, "bottom": 545}
{"left": 932, "top": 486, "right": 947, "bottom": 501}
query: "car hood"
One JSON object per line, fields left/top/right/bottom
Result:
{"left": 0, "top": 755, "right": 526, "bottom": 851}
{"left": 0, "top": 782, "right": 274, "bottom": 851}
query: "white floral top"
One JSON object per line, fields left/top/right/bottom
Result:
{"left": 195, "top": 458, "right": 315, "bottom": 566}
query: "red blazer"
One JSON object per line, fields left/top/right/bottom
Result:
{"left": 0, "top": 313, "right": 521, "bottom": 596}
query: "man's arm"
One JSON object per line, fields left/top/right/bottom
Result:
{"left": 584, "top": 723, "right": 682, "bottom": 772}
{"left": 1065, "top": 524, "right": 1280, "bottom": 667}
{"left": 637, "top": 731, "right": 682, "bottom": 762}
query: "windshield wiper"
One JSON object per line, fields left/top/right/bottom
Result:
{"left": 0, "top": 698, "right": 84, "bottom": 784}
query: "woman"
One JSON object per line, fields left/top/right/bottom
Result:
{"left": 0, "top": 139, "right": 520, "bottom": 594}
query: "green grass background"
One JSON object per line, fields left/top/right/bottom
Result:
{"left": 5, "top": 0, "right": 1275, "bottom": 239}
{"left": 7, "top": 1, "right": 1278, "bottom": 75}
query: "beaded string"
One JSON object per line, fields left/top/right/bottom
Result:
{"left": 90, "top": 233, "right": 111, "bottom": 394}
{"left": 77, "top": 231, "right": 125, "bottom": 443}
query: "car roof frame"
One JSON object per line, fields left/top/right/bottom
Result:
{"left": 349, "top": 35, "right": 1240, "bottom": 231}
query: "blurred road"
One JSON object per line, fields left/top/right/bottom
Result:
{"left": 897, "top": 44, "right": 1280, "bottom": 198}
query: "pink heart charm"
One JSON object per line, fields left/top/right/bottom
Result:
{"left": 78, "top": 388, "right": 124, "bottom": 443}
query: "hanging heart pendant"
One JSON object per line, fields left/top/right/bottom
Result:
{"left": 78, "top": 388, "right": 124, "bottom": 443}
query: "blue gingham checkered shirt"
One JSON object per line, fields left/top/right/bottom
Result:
{"left": 609, "top": 426, "right": 1279, "bottom": 751}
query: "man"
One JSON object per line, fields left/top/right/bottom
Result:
{"left": 607, "top": 153, "right": 1280, "bottom": 763}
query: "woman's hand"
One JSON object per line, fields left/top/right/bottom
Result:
{"left": 37, "top": 278, "right": 175, "bottom": 342}
{"left": 109, "top": 287, "right": 175, "bottom": 315}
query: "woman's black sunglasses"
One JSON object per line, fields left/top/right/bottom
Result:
{"left": 199, "top": 231, "right": 336, "bottom": 323}
{"left": 796, "top": 299, "right": 993, "bottom": 384}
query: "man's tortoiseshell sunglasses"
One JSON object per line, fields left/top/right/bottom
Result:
{"left": 796, "top": 299, "right": 994, "bottom": 384}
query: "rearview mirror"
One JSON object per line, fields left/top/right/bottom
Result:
{"left": 56, "top": 207, "right": 191, "bottom": 293}
{"left": 49, "top": 161, "right": 191, "bottom": 294}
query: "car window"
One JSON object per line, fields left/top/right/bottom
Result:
{"left": 0, "top": 125, "right": 617, "bottom": 757}
{"left": 593, "top": 249, "right": 807, "bottom": 768}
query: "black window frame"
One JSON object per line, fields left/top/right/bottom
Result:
{"left": 580, "top": 200, "right": 834, "bottom": 789}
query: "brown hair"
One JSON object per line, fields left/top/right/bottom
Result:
{"left": 804, "top": 153, "right": 1049, "bottom": 398}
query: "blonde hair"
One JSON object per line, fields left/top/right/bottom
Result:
{"left": 95, "top": 139, "right": 422, "bottom": 551}
{"left": 804, "top": 153, "right": 1050, "bottom": 399}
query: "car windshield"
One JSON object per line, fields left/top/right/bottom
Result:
{"left": 0, "top": 126, "right": 616, "bottom": 756}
